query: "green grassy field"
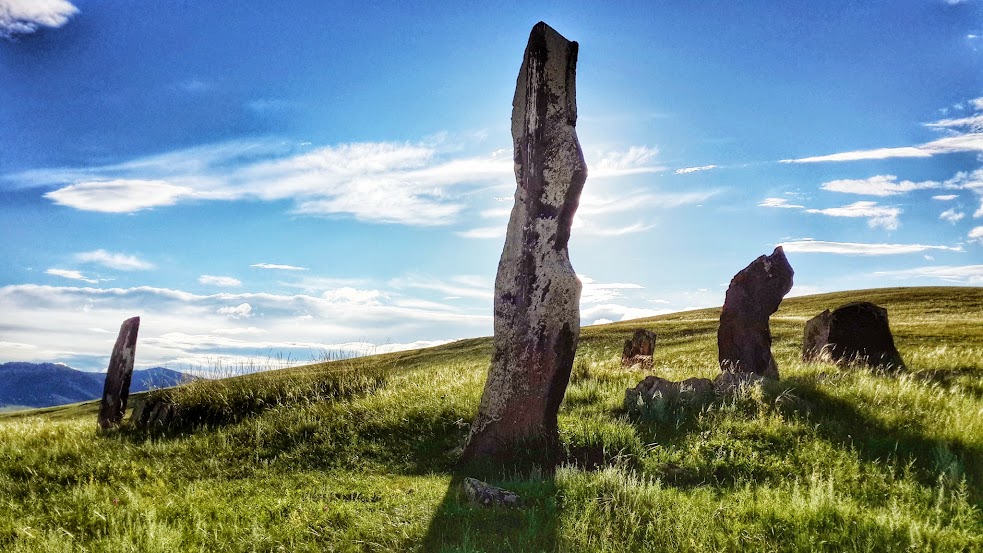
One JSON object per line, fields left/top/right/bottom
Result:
{"left": 1, "top": 287, "right": 981, "bottom": 552}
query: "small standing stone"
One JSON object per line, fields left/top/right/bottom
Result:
{"left": 98, "top": 316, "right": 140, "bottom": 430}
{"left": 462, "top": 22, "right": 587, "bottom": 463}
{"left": 622, "top": 329, "right": 657, "bottom": 368}
{"left": 717, "top": 247, "right": 793, "bottom": 378}
{"left": 803, "top": 302, "right": 905, "bottom": 370}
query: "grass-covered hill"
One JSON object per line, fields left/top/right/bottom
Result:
{"left": 1, "top": 286, "right": 981, "bottom": 552}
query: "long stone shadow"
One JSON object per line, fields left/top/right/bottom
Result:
{"left": 621, "top": 375, "right": 982, "bottom": 504}
{"left": 418, "top": 471, "right": 560, "bottom": 552}
{"left": 910, "top": 367, "right": 983, "bottom": 399}
{"left": 782, "top": 376, "right": 983, "bottom": 506}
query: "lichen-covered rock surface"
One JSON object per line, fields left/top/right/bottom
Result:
{"left": 462, "top": 22, "right": 587, "bottom": 463}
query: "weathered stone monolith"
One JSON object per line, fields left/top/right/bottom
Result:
{"left": 98, "top": 316, "right": 140, "bottom": 429}
{"left": 804, "top": 302, "right": 905, "bottom": 370}
{"left": 717, "top": 247, "right": 793, "bottom": 378}
{"left": 622, "top": 329, "right": 657, "bottom": 368}
{"left": 461, "top": 22, "right": 587, "bottom": 463}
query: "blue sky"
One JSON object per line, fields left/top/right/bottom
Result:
{"left": 0, "top": 0, "right": 981, "bottom": 373}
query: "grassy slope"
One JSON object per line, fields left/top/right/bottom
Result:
{"left": 1, "top": 287, "right": 981, "bottom": 552}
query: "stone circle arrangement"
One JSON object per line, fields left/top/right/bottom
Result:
{"left": 92, "top": 23, "right": 911, "bottom": 505}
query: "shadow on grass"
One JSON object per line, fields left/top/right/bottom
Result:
{"left": 910, "top": 367, "right": 983, "bottom": 399}
{"left": 419, "top": 471, "right": 560, "bottom": 552}
{"left": 782, "top": 376, "right": 983, "bottom": 506}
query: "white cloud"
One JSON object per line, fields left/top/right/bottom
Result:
{"left": 250, "top": 263, "right": 309, "bottom": 271}
{"left": 75, "top": 249, "right": 153, "bottom": 271}
{"left": 925, "top": 114, "right": 983, "bottom": 133}
{"left": 18, "top": 140, "right": 513, "bottom": 225}
{"left": 674, "top": 164, "right": 717, "bottom": 175}
{"left": 217, "top": 303, "right": 253, "bottom": 319}
{"left": 198, "top": 275, "right": 242, "bottom": 287}
{"left": 970, "top": 226, "right": 983, "bottom": 244}
{"left": 820, "top": 175, "right": 940, "bottom": 196}
{"left": 0, "top": 283, "right": 492, "bottom": 370}
{"left": 579, "top": 190, "right": 717, "bottom": 216}
{"left": 940, "top": 208, "right": 965, "bottom": 224}
{"left": 389, "top": 275, "right": 493, "bottom": 302}
{"left": 456, "top": 225, "right": 506, "bottom": 239}
{"left": 580, "top": 303, "right": 674, "bottom": 325}
{"left": 874, "top": 265, "right": 983, "bottom": 285}
{"left": 782, "top": 134, "right": 983, "bottom": 164}
{"left": 321, "top": 287, "right": 384, "bottom": 305}
{"left": 0, "top": 0, "right": 78, "bottom": 38}
{"left": 590, "top": 146, "right": 664, "bottom": 177}
{"left": 479, "top": 206, "right": 512, "bottom": 219}
{"left": 589, "top": 318, "right": 614, "bottom": 326}
{"left": 212, "top": 326, "right": 266, "bottom": 335}
{"left": 44, "top": 180, "right": 195, "bottom": 213}
{"left": 579, "top": 275, "right": 644, "bottom": 304}
{"left": 945, "top": 169, "right": 983, "bottom": 191}
{"left": 45, "top": 268, "right": 99, "bottom": 284}
{"left": 933, "top": 194, "right": 959, "bottom": 201}
{"left": 574, "top": 219, "right": 654, "bottom": 236}
{"left": 781, "top": 98, "right": 983, "bottom": 163}
{"left": 782, "top": 146, "right": 933, "bottom": 163}
{"left": 805, "top": 201, "right": 901, "bottom": 230}
{"left": 778, "top": 238, "right": 963, "bottom": 255}
{"left": 758, "top": 197, "right": 804, "bottom": 209}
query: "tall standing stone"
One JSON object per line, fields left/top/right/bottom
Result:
{"left": 98, "top": 316, "right": 140, "bottom": 430}
{"left": 461, "top": 22, "right": 587, "bottom": 463}
{"left": 717, "top": 247, "right": 793, "bottom": 378}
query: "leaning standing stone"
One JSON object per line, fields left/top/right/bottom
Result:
{"left": 98, "top": 316, "right": 140, "bottom": 430}
{"left": 717, "top": 247, "right": 793, "bottom": 378}
{"left": 461, "top": 22, "right": 587, "bottom": 463}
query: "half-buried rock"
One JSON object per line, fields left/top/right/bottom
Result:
{"left": 622, "top": 329, "right": 657, "bottom": 369}
{"left": 462, "top": 22, "right": 587, "bottom": 464}
{"left": 717, "top": 247, "right": 793, "bottom": 379}
{"left": 624, "top": 375, "right": 713, "bottom": 412}
{"left": 802, "top": 302, "right": 905, "bottom": 370}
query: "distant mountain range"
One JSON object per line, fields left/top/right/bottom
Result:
{"left": 0, "top": 362, "right": 195, "bottom": 409}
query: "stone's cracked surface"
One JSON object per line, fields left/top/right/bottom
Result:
{"left": 98, "top": 316, "right": 140, "bottom": 430}
{"left": 717, "top": 247, "right": 794, "bottom": 378}
{"left": 803, "top": 302, "right": 906, "bottom": 370}
{"left": 461, "top": 22, "right": 586, "bottom": 463}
